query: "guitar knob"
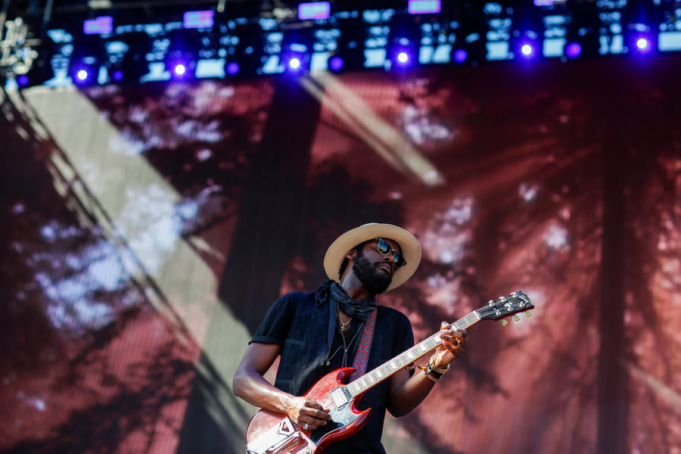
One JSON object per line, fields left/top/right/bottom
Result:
{"left": 501, "top": 319, "right": 508, "bottom": 326}
{"left": 525, "top": 311, "right": 532, "bottom": 317}
{"left": 513, "top": 315, "right": 520, "bottom": 322}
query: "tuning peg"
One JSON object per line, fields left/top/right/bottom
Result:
{"left": 501, "top": 319, "right": 508, "bottom": 326}
{"left": 513, "top": 315, "right": 520, "bottom": 322}
{"left": 525, "top": 311, "right": 532, "bottom": 317}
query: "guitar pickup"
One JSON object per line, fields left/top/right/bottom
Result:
{"left": 330, "top": 388, "right": 349, "bottom": 408}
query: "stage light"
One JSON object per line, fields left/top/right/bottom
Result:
{"left": 397, "top": 52, "right": 409, "bottom": 64}
{"left": 408, "top": 0, "right": 441, "bottom": 15}
{"left": 17, "top": 75, "right": 29, "bottom": 87}
{"left": 77, "top": 70, "right": 89, "bottom": 81}
{"left": 328, "top": 55, "right": 344, "bottom": 72}
{"left": 565, "top": 42, "right": 582, "bottom": 59}
{"left": 289, "top": 57, "right": 301, "bottom": 70}
{"left": 111, "top": 70, "right": 124, "bottom": 82}
{"left": 84, "top": 16, "right": 113, "bottom": 35}
{"left": 226, "top": 62, "right": 240, "bottom": 75}
{"left": 282, "top": 30, "right": 313, "bottom": 73}
{"left": 512, "top": 26, "right": 540, "bottom": 61}
{"left": 183, "top": 11, "right": 214, "bottom": 29}
{"left": 453, "top": 49, "right": 468, "bottom": 63}
{"left": 636, "top": 37, "right": 649, "bottom": 50}
{"left": 174, "top": 64, "right": 187, "bottom": 76}
{"left": 299, "top": 2, "right": 331, "bottom": 20}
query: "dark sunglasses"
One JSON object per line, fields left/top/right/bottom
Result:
{"left": 375, "top": 238, "right": 407, "bottom": 269}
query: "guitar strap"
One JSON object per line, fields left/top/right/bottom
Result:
{"left": 349, "top": 308, "right": 377, "bottom": 382}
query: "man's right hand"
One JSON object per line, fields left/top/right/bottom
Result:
{"left": 285, "top": 396, "right": 331, "bottom": 430}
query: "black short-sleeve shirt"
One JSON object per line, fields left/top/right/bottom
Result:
{"left": 250, "top": 288, "right": 415, "bottom": 454}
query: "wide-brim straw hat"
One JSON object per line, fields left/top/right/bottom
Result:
{"left": 323, "top": 223, "right": 422, "bottom": 292}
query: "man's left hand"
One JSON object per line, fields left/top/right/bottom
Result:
{"left": 430, "top": 322, "right": 466, "bottom": 369}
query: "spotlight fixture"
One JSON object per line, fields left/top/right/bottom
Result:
{"left": 328, "top": 55, "right": 344, "bottom": 72}
{"left": 111, "top": 70, "right": 124, "bottom": 82}
{"left": 70, "top": 59, "right": 99, "bottom": 85}
{"left": 564, "top": 42, "right": 582, "bottom": 59}
{"left": 226, "top": 62, "right": 240, "bottom": 75}
{"left": 281, "top": 29, "right": 313, "bottom": 73}
{"left": 452, "top": 49, "right": 468, "bottom": 64}
{"left": 288, "top": 57, "right": 301, "bottom": 70}
{"left": 17, "top": 75, "right": 30, "bottom": 87}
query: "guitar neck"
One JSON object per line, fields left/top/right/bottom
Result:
{"left": 346, "top": 310, "right": 483, "bottom": 397}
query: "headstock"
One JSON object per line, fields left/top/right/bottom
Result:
{"left": 476, "top": 291, "right": 534, "bottom": 326}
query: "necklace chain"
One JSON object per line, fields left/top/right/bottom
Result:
{"left": 337, "top": 309, "right": 352, "bottom": 332}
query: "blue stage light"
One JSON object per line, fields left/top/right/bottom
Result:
{"left": 111, "top": 70, "right": 124, "bottom": 82}
{"left": 17, "top": 75, "right": 29, "bottom": 87}
{"left": 77, "top": 70, "right": 89, "bottom": 81}
{"left": 636, "top": 37, "right": 649, "bottom": 50}
{"left": 565, "top": 42, "right": 582, "bottom": 59}
{"left": 110, "top": 70, "right": 123, "bottom": 82}
{"left": 397, "top": 52, "right": 409, "bottom": 64}
{"left": 289, "top": 57, "right": 302, "bottom": 70}
{"left": 329, "top": 56, "right": 344, "bottom": 72}
{"left": 453, "top": 49, "right": 468, "bottom": 63}
{"left": 521, "top": 44, "right": 533, "bottom": 56}
{"left": 226, "top": 62, "right": 240, "bottom": 75}
{"left": 174, "top": 64, "right": 187, "bottom": 76}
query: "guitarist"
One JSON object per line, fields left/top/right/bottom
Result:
{"left": 233, "top": 223, "right": 466, "bottom": 453}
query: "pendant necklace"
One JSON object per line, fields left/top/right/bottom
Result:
{"left": 337, "top": 309, "right": 352, "bottom": 333}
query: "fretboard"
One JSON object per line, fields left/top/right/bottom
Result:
{"left": 346, "top": 310, "right": 482, "bottom": 397}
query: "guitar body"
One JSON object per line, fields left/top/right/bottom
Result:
{"left": 246, "top": 367, "right": 371, "bottom": 454}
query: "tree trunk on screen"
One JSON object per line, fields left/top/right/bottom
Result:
{"left": 218, "top": 76, "right": 322, "bottom": 333}
{"left": 177, "top": 76, "right": 322, "bottom": 454}
{"left": 596, "top": 114, "right": 628, "bottom": 454}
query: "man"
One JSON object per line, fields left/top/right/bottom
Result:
{"left": 233, "top": 223, "right": 466, "bottom": 453}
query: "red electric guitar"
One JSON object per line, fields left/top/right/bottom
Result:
{"left": 245, "top": 291, "right": 534, "bottom": 454}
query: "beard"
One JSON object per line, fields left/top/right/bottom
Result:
{"left": 352, "top": 252, "right": 392, "bottom": 295}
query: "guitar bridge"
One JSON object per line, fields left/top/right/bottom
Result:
{"left": 246, "top": 417, "right": 311, "bottom": 454}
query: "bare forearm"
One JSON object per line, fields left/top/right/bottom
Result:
{"left": 233, "top": 368, "right": 293, "bottom": 415}
{"left": 387, "top": 369, "right": 438, "bottom": 417}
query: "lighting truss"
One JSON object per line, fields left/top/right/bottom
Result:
{"left": 4, "top": 0, "right": 681, "bottom": 89}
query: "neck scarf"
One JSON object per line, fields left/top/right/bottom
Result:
{"left": 330, "top": 282, "right": 376, "bottom": 321}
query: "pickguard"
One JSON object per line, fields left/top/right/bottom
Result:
{"left": 309, "top": 402, "right": 362, "bottom": 445}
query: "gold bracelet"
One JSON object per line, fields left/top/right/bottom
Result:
{"left": 428, "top": 360, "right": 450, "bottom": 375}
